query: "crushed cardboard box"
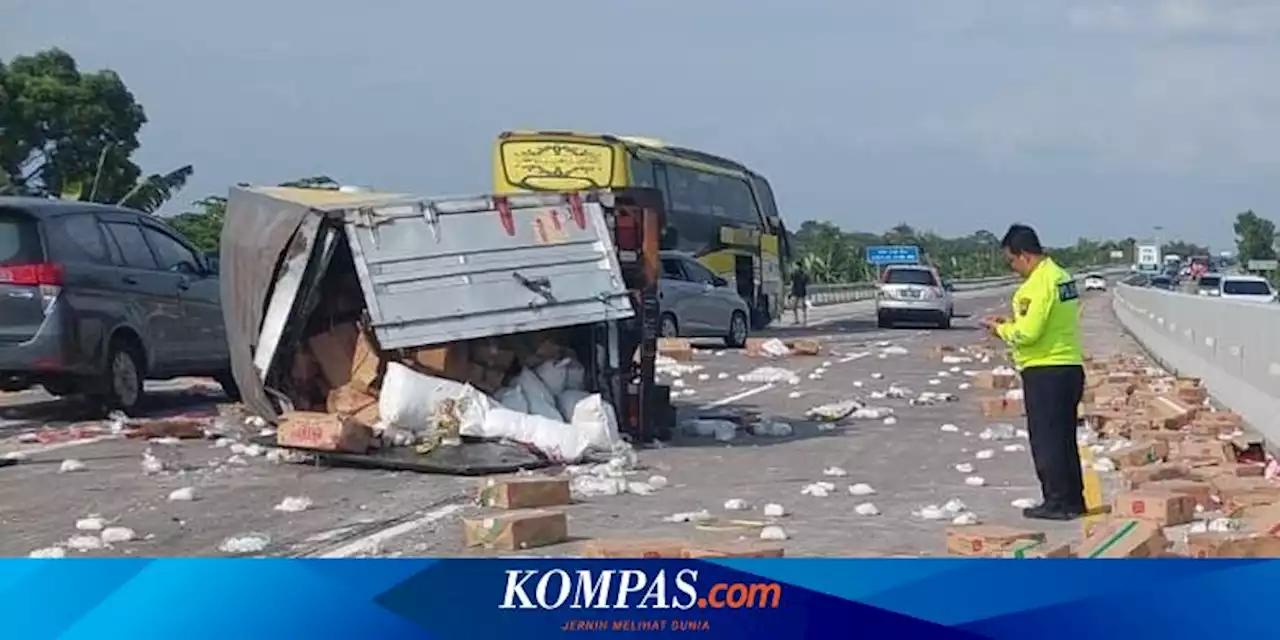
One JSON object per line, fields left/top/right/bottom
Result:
{"left": 1186, "top": 533, "right": 1280, "bottom": 558}
{"left": 945, "top": 525, "right": 1045, "bottom": 557}
{"left": 277, "top": 411, "right": 372, "bottom": 453}
{"left": 463, "top": 509, "right": 568, "bottom": 551}
{"left": 583, "top": 538, "right": 688, "bottom": 558}
{"left": 658, "top": 338, "right": 694, "bottom": 362}
{"left": 1112, "top": 490, "right": 1197, "bottom": 527}
{"left": 1078, "top": 519, "right": 1167, "bottom": 558}
{"left": 973, "top": 371, "right": 1020, "bottom": 391}
{"left": 1109, "top": 441, "right": 1170, "bottom": 469}
{"left": 478, "top": 476, "right": 572, "bottom": 510}
{"left": 682, "top": 542, "right": 786, "bottom": 558}
{"left": 979, "top": 396, "right": 1025, "bottom": 419}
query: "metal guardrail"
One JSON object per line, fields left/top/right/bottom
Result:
{"left": 1112, "top": 283, "right": 1280, "bottom": 444}
{"left": 806, "top": 266, "right": 1125, "bottom": 307}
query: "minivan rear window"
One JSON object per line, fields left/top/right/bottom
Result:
{"left": 0, "top": 209, "right": 45, "bottom": 266}
{"left": 885, "top": 269, "right": 937, "bottom": 286}
{"left": 1198, "top": 276, "right": 1220, "bottom": 288}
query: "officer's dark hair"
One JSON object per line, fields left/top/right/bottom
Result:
{"left": 1000, "top": 224, "right": 1044, "bottom": 255}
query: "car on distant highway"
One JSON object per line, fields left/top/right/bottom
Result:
{"left": 875, "top": 264, "right": 954, "bottom": 329}
{"left": 658, "top": 251, "right": 751, "bottom": 347}
{"left": 1149, "top": 275, "right": 1175, "bottom": 291}
{"left": 1218, "top": 275, "right": 1276, "bottom": 303}
{"left": 0, "top": 197, "right": 234, "bottom": 412}
{"left": 1195, "top": 273, "right": 1222, "bottom": 296}
{"left": 1082, "top": 273, "right": 1107, "bottom": 291}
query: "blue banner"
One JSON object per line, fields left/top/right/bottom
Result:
{"left": 1, "top": 558, "right": 1273, "bottom": 638}
{"left": 866, "top": 245, "right": 920, "bottom": 265}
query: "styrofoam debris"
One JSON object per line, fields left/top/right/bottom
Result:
{"left": 936, "top": 371, "right": 951, "bottom": 378}
{"left": 1016, "top": 428, "right": 1029, "bottom": 438}
{"left": 958, "top": 383, "right": 972, "bottom": 390}
{"left": 942, "top": 499, "right": 968, "bottom": 515}
{"left": 168, "top": 487, "right": 197, "bottom": 502}
{"left": 225, "top": 454, "right": 248, "bottom": 466}
{"left": 66, "top": 535, "right": 103, "bottom": 551}
{"left": 886, "top": 385, "right": 912, "bottom": 399}
{"left": 101, "top": 527, "right": 136, "bottom": 544}
{"left": 1093, "top": 458, "right": 1117, "bottom": 472}
{"left": 992, "top": 365, "right": 1016, "bottom": 375}
{"left": 848, "top": 483, "right": 876, "bottom": 496}
{"left": 801, "top": 483, "right": 833, "bottom": 497}
{"left": 787, "top": 391, "right": 804, "bottom": 399}
{"left": 965, "top": 476, "right": 987, "bottom": 487}
{"left": 940, "top": 424, "right": 960, "bottom": 433}
{"left": 942, "top": 356, "right": 972, "bottom": 364}
{"left": 572, "top": 475, "right": 627, "bottom": 498}
{"left": 724, "top": 498, "right": 751, "bottom": 511}
{"left": 149, "top": 436, "right": 182, "bottom": 446}
{"left": 952, "top": 512, "right": 981, "bottom": 525}
{"left": 671, "top": 379, "right": 687, "bottom": 388}
{"left": 979, "top": 424, "right": 1018, "bottom": 441}
{"left": 915, "top": 505, "right": 947, "bottom": 520}
{"left": 1003, "top": 444, "right": 1027, "bottom": 453}
{"left": 1108, "top": 439, "right": 1133, "bottom": 452}
{"left": 883, "top": 417, "right": 898, "bottom": 425}
{"left": 655, "top": 356, "right": 704, "bottom": 377}
{"left": 928, "top": 379, "right": 942, "bottom": 386}
{"left": 627, "top": 482, "right": 656, "bottom": 496}
{"left": 1011, "top": 498, "right": 1038, "bottom": 509}
{"left": 954, "top": 463, "right": 974, "bottom": 473}
{"left": 717, "top": 372, "right": 730, "bottom": 380}
{"left": 949, "top": 366, "right": 963, "bottom": 372}
{"left": 854, "top": 502, "right": 881, "bottom": 516}
{"left": 648, "top": 475, "right": 670, "bottom": 490}
{"left": 751, "top": 420, "right": 794, "bottom": 437}
{"left": 806, "top": 400, "right": 864, "bottom": 421}
{"left": 218, "top": 533, "right": 270, "bottom": 554}
{"left": 738, "top": 366, "right": 800, "bottom": 385}
{"left": 760, "top": 525, "right": 788, "bottom": 541}
{"left": 975, "top": 449, "right": 995, "bottom": 460}
{"left": 2, "top": 450, "right": 29, "bottom": 461}
{"left": 76, "top": 516, "right": 106, "bottom": 531}
{"left": 822, "top": 361, "right": 833, "bottom": 367}
{"left": 266, "top": 448, "right": 314, "bottom": 465}
{"left": 214, "top": 438, "right": 234, "bottom": 448}
{"left": 58, "top": 459, "right": 86, "bottom": 473}
{"left": 763, "top": 503, "right": 787, "bottom": 518}
{"left": 823, "top": 466, "right": 848, "bottom": 477}
{"left": 870, "top": 373, "right": 884, "bottom": 379}
{"left": 697, "top": 374, "right": 711, "bottom": 381}
{"left": 1004, "top": 389, "right": 1024, "bottom": 401}
{"left": 869, "top": 391, "right": 886, "bottom": 400}
{"left": 963, "top": 370, "right": 980, "bottom": 377}
{"left": 107, "top": 410, "right": 130, "bottom": 434}
{"left": 141, "top": 451, "right": 166, "bottom": 475}
{"left": 758, "top": 338, "right": 792, "bottom": 357}
{"left": 274, "top": 496, "right": 313, "bottom": 513}
{"left": 29, "top": 547, "right": 66, "bottom": 559}
{"left": 246, "top": 415, "right": 268, "bottom": 429}
{"left": 882, "top": 346, "right": 909, "bottom": 356}
{"left": 663, "top": 510, "right": 714, "bottom": 523}
{"left": 852, "top": 380, "right": 864, "bottom": 388}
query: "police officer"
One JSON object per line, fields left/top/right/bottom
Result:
{"left": 979, "top": 224, "right": 1087, "bottom": 521}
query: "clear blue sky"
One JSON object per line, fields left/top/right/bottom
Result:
{"left": 5, "top": 0, "right": 1275, "bottom": 250}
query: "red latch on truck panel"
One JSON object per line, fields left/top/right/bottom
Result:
{"left": 568, "top": 193, "right": 586, "bottom": 230}
{"left": 494, "top": 196, "right": 515, "bottom": 236}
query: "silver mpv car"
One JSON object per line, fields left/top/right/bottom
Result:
{"left": 657, "top": 251, "right": 751, "bottom": 348}
{"left": 875, "top": 264, "right": 954, "bottom": 329}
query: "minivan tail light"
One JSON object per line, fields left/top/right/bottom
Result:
{"left": 0, "top": 262, "right": 63, "bottom": 286}
{"left": 0, "top": 262, "right": 63, "bottom": 316}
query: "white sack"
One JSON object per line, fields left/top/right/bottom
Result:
{"left": 515, "top": 368, "right": 564, "bottom": 422}
{"left": 564, "top": 359, "right": 586, "bottom": 391}
{"left": 535, "top": 358, "right": 572, "bottom": 396}
{"left": 479, "top": 393, "right": 620, "bottom": 463}
{"left": 556, "top": 389, "right": 590, "bottom": 423}
{"left": 379, "top": 362, "right": 493, "bottom": 437}
{"left": 495, "top": 385, "right": 529, "bottom": 414}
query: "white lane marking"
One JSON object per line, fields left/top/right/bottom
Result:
{"left": 315, "top": 502, "right": 468, "bottom": 558}
{"left": 1, "top": 435, "right": 121, "bottom": 458}
{"left": 699, "top": 384, "right": 774, "bottom": 409}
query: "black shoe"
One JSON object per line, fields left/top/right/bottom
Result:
{"left": 1022, "top": 504, "right": 1084, "bottom": 521}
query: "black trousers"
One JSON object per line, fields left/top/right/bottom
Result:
{"left": 1021, "top": 365, "right": 1086, "bottom": 510}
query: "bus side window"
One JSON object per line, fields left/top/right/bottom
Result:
{"left": 653, "top": 162, "right": 673, "bottom": 212}
{"left": 629, "top": 156, "right": 656, "bottom": 188}
{"left": 715, "top": 176, "right": 760, "bottom": 224}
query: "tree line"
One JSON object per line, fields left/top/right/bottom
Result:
{"left": 3, "top": 48, "right": 1273, "bottom": 280}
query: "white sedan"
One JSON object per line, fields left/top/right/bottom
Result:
{"left": 1083, "top": 274, "right": 1107, "bottom": 291}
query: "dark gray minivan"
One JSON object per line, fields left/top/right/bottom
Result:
{"left": 0, "top": 197, "right": 234, "bottom": 411}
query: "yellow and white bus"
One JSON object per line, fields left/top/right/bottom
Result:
{"left": 492, "top": 131, "right": 789, "bottom": 327}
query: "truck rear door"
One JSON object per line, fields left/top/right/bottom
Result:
{"left": 339, "top": 192, "right": 634, "bottom": 350}
{"left": 0, "top": 207, "right": 53, "bottom": 346}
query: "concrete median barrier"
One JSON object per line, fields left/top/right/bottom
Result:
{"left": 1112, "top": 284, "right": 1280, "bottom": 445}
